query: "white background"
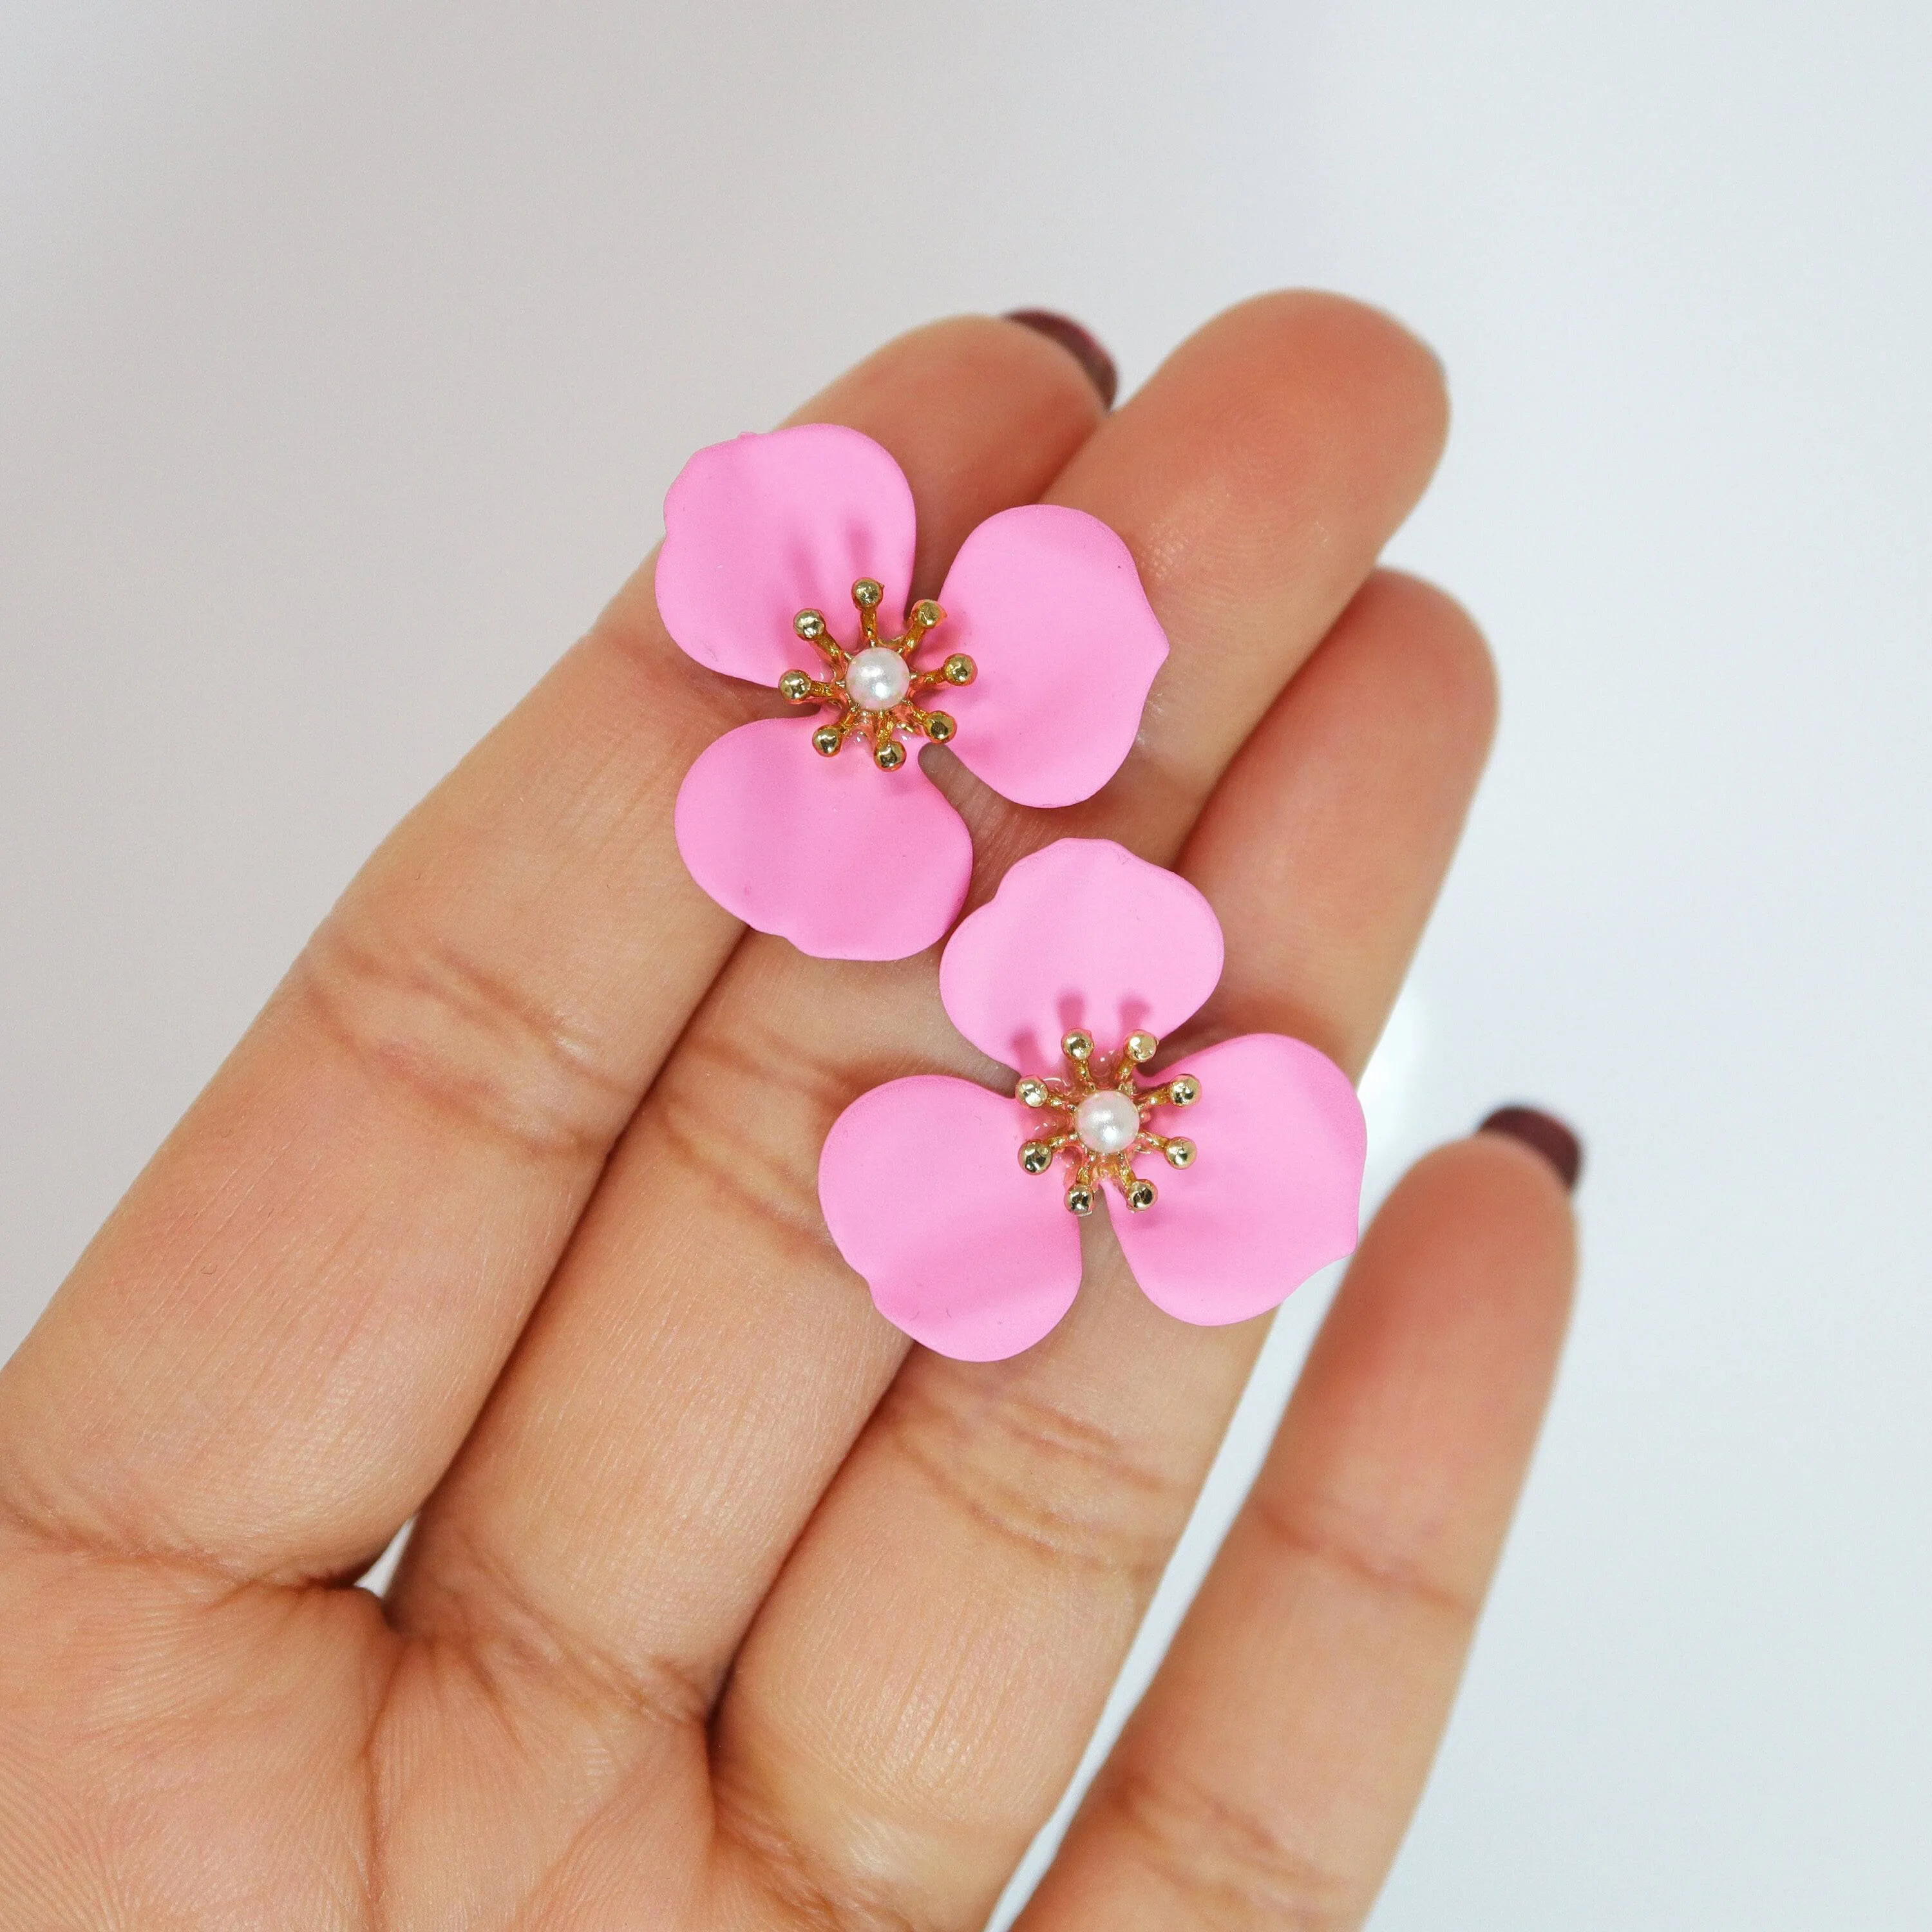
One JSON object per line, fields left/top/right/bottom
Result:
{"left": 4, "top": 3, "right": 1929, "bottom": 1924}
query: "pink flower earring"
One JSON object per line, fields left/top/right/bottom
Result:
{"left": 657, "top": 424, "right": 1168, "bottom": 960}
{"left": 818, "top": 839, "right": 1367, "bottom": 1361}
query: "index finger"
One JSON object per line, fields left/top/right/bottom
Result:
{"left": 0, "top": 317, "right": 1108, "bottom": 1583}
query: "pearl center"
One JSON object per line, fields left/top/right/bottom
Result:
{"left": 1074, "top": 1089, "right": 1142, "bottom": 1156}
{"left": 845, "top": 646, "right": 911, "bottom": 712}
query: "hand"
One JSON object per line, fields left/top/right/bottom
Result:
{"left": 0, "top": 298, "right": 1575, "bottom": 1929}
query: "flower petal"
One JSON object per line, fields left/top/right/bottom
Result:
{"left": 675, "top": 718, "right": 971, "bottom": 960}
{"left": 1108, "top": 1033, "right": 1366, "bottom": 1327}
{"left": 938, "top": 838, "right": 1224, "bottom": 1075}
{"left": 820, "top": 1075, "right": 1084, "bottom": 1361}
{"left": 655, "top": 424, "right": 918, "bottom": 685}
{"left": 935, "top": 504, "right": 1167, "bottom": 808}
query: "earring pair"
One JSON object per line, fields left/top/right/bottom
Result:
{"left": 657, "top": 427, "right": 1364, "bottom": 1361}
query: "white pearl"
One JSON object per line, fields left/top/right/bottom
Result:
{"left": 1075, "top": 1089, "right": 1142, "bottom": 1155}
{"left": 845, "top": 646, "right": 911, "bottom": 711}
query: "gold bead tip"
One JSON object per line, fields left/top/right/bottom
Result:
{"left": 811, "top": 725, "right": 842, "bottom": 757}
{"left": 1016, "top": 1078, "right": 1050, "bottom": 1109}
{"left": 1019, "top": 1141, "right": 1054, "bottom": 1174}
{"left": 793, "top": 609, "right": 826, "bottom": 641}
{"left": 779, "top": 670, "right": 813, "bottom": 703}
{"left": 873, "top": 739, "right": 906, "bottom": 771}
{"left": 1065, "top": 1184, "right": 1095, "bottom": 1216}
{"left": 1124, "top": 1178, "right": 1158, "bottom": 1212}
{"left": 942, "top": 654, "right": 976, "bottom": 686}
{"left": 1162, "top": 1139, "right": 1197, "bottom": 1169}
{"left": 1167, "top": 1075, "right": 1200, "bottom": 1106}
{"left": 912, "top": 599, "right": 943, "bottom": 627}
{"left": 924, "top": 712, "right": 956, "bottom": 744}
{"left": 1126, "top": 1030, "right": 1159, "bottom": 1063}
{"left": 1061, "top": 1030, "right": 1094, "bottom": 1061}
{"left": 851, "top": 578, "right": 883, "bottom": 609}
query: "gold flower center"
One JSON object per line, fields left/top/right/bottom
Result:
{"left": 779, "top": 578, "right": 977, "bottom": 772}
{"left": 1016, "top": 1028, "right": 1200, "bottom": 1216}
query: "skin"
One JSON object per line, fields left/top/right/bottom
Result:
{"left": 0, "top": 295, "right": 1576, "bottom": 1930}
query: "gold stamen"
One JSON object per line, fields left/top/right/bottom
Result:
{"left": 905, "top": 598, "right": 945, "bottom": 647}
{"left": 1016, "top": 1031, "right": 1204, "bottom": 1212}
{"left": 851, "top": 577, "right": 884, "bottom": 652}
{"left": 780, "top": 581, "right": 969, "bottom": 770}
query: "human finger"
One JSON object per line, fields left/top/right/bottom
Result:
{"left": 1017, "top": 1124, "right": 1577, "bottom": 1931}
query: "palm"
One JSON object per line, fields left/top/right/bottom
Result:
{"left": 0, "top": 298, "right": 1573, "bottom": 1930}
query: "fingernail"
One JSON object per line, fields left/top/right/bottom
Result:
{"left": 1479, "top": 1105, "right": 1584, "bottom": 1192}
{"left": 1003, "top": 309, "right": 1119, "bottom": 410}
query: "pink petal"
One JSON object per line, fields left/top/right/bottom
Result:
{"left": 938, "top": 838, "right": 1224, "bottom": 1075}
{"left": 936, "top": 504, "right": 1167, "bottom": 808}
{"left": 1108, "top": 1033, "right": 1365, "bottom": 1327}
{"left": 654, "top": 424, "right": 918, "bottom": 686}
{"left": 674, "top": 718, "right": 971, "bottom": 960}
{"left": 820, "top": 1075, "right": 1084, "bottom": 1361}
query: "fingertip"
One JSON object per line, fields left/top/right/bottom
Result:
{"left": 1073, "top": 290, "right": 1452, "bottom": 630}
{"left": 1002, "top": 308, "right": 1119, "bottom": 409}
{"left": 1479, "top": 1103, "right": 1584, "bottom": 1193}
{"left": 1189, "top": 288, "right": 1450, "bottom": 476}
{"left": 1361, "top": 1132, "right": 1578, "bottom": 1352}
{"left": 1345, "top": 571, "right": 1500, "bottom": 768}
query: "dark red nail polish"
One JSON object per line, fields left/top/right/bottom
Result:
{"left": 1003, "top": 309, "right": 1119, "bottom": 410}
{"left": 1479, "top": 1105, "right": 1584, "bottom": 1192}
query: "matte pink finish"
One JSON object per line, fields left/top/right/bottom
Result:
{"left": 819, "top": 1075, "right": 1085, "bottom": 1361}
{"left": 659, "top": 431, "right": 1166, "bottom": 959}
{"left": 674, "top": 718, "right": 972, "bottom": 960}
{"left": 654, "top": 424, "right": 918, "bottom": 685}
{"left": 1108, "top": 1032, "right": 1366, "bottom": 1326}
{"left": 938, "top": 838, "right": 1225, "bottom": 1075}
{"left": 937, "top": 504, "right": 1168, "bottom": 808}
{"left": 818, "top": 839, "right": 1366, "bottom": 1358}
